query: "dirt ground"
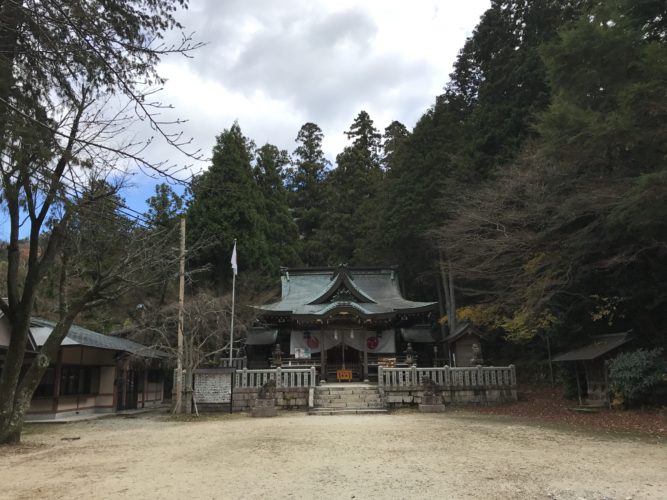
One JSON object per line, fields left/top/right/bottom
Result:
{"left": 1, "top": 410, "right": 666, "bottom": 500}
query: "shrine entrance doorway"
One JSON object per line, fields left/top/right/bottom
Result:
{"left": 324, "top": 342, "right": 364, "bottom": 382}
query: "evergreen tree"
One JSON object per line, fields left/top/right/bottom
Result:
{"left": 254, "top": 143, "right": 300, "bottom": 268}
{"left": 187, "top": 123, "right": 271, "bottom": 287}
{"left": 145, "top": 183, "right": 183, "bottom": 229}
{"left": 319, "top": 111, "right": 382, "bottom": 264}
{"left": 381, "top": 120, "right": 410, "bottom": 173}
{"left": 289, "top": 122, "right": 330, "bottom": 266}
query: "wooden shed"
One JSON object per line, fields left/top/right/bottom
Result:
{"left": 443, "top": 321, "right": 484, "bottom": 367}
{"left": 553, "top": 332, "right": 632, "bottom": 405}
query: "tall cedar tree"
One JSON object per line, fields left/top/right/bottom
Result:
{"left": 376, "top": 0, "right": 589, "bottom": 299}
{"left": 254, "top": 144, "right": 300, "bottom": 269}
{"left": 319, "top": 111, "right": 382, "bottom": 265}
{"left": 187, "top": 123, "right": 272, "bottom": 287}
{"left": 289, "top": 122, "right": 330, "bottom": 266}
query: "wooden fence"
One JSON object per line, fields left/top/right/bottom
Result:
{"left": 378, "top": 365, "right": 516, "bottom": 389}
{"left": 234, "top": 367, "right": 317, "bottom": 388}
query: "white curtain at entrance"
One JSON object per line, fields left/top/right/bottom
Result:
{"left": 290, "top": 330, "right": 395, "bottom": 354}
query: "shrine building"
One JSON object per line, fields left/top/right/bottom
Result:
{"left": 246, "top": 265, "right": 439, "bottom": 382}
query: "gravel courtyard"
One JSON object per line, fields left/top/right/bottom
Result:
{"left": 1, "top": 410, "right": 665, "bottom": 499}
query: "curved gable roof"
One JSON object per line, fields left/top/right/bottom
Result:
{"left": 254, "top": 266, "right": 437, "bottom": 319}
{"left": 308, "top": 266, "right": 375, "bottom": 305}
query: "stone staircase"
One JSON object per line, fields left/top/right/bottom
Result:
{"left": 309, "top": 383, "right": 387, "bottom": 415}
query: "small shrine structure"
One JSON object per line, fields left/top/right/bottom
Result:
{"left": 247, "top": 265, "right": 438, "bottom": 382}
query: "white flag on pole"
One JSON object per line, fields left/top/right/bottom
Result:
{"left": 231, "top": 240, "right": 238, "bottom": 275}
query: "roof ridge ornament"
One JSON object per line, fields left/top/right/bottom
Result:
{"left": 331, "top": 263, "right": 351, "bottom": 281}
{"left": 308, "top": 266, "right": 375, "bottom": 305}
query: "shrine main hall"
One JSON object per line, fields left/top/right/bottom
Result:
{"left": 246, "top": 265, "right": 440, "bottom": 382}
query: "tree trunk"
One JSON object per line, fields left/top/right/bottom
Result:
{"left": 0, "top": 295, "right": 88, "bottom": 444}
{"left": 59, "top": 253, "right": 68, "bottom": 319}
{"left": 448, "top": 261, "right": 457, "bottom": 336}
{"left": 438, "top": 256, "right": 455, "bottom": 336}
{"left": 435, "top": 280, "right": 446, "bottom": 340}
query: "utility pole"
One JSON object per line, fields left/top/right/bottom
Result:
{"left": 174, "top": 216, "right": 186, "bottom": 414}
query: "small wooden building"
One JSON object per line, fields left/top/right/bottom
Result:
{"left": 0, "top": 316, "right": 167, "bottom": 420}
{"left": 553, "top": 332, "right": 632, "bottom": 405}
{"left": 442, "top": 321, "right": 484, "bottom": 367}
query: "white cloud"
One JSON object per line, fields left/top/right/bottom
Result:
{"left": 143, "top": 0, "right": 490, "bottom": 175}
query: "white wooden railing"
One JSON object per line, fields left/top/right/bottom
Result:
{"left": 378, "top": 365, "right": 516, "bottom": 389}
{"left": 235, "top": 367, "right": 317, "bottom": 388}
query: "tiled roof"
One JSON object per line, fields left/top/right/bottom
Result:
{"left": 30, "top": 317, "right": 166, "bottom": 358}
{"left": 254, "top": 267, "right": 437, "bottom": 318}
{"left": 552, "top": 332, "right": 632, "bottom": 362}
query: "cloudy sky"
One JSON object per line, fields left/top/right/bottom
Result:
{"left": 125, "top": 1, "right": 490, "bottom": 210}
{"left": 1, "top": 2, "right": 493, "bottom": 239}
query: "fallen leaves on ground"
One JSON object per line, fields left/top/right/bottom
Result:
{"left": 464, "top": 385, "right": 667, "bottom": 437}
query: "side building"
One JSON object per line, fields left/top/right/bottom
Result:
{"left": 0, "top": 316, "right": 168, "bottom": 420}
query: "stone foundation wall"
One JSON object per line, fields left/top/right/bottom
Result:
{"left": 381, "top": 386, "right": 517, "bottom": 407}
{"left": 232, "top": 387, "right": 310, "bottom": 412}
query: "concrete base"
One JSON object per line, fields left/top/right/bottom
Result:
{"left": 251, "top": 398, "right": 277, "bottom": 418}
{"left": 251, "top": 406, "right": 277, "bottom": 418}
{"left": 418, "top": 404, "right": 446, "bottom": 413}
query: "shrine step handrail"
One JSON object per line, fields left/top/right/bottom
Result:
{"left": 378, "top": 365, "right": 516, "bottom": 389}
{"left": 235, "top": 367, "right": 317, "bottom": 388}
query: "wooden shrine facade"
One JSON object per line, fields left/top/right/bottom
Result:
{"left": 246, "top": 266, "right": 439, "bottom": 382}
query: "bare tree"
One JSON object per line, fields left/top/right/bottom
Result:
{"left": 139, "top": 292, "right": 256, "bottom": 415}
{"left": 0, "top": 0, "right": 201, "bottom": 443}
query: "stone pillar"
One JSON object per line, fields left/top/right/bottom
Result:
{"left": 275, "top": 367, "right": 282, "bottom": 388}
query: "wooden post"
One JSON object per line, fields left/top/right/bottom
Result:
{"left": 229, "top": 239, "right": 237, "bottom": 365}
{"left": 604, "top": 360, "right": 611, "bottom": 410}
{"left": 363, "top": 337, "right": 369, "bottom": 382}
{"left": 174, "top": 216, "right": 186, "bottom": 414}
{"left": 574, "top": 363, "right": 582, "bottom": 406}
{"left": 321, "top": 344, "right": 327, "bottom": 383}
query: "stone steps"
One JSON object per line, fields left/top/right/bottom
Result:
{"left": 314, "top": 401, "right": 385, "bottom": 409}
{"left": 308, "top": 408, "right": 388, "bottom": 416}
{"left": 311, "top": 383, "right": 386, "bottom": 415}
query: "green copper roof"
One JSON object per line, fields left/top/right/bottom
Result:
{"left": 254, "top": 266, "right": 437, "bottom": 319}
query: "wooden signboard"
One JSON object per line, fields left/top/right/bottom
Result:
{"left": 336, "top": 369, "right": 353, "bottom": 382}
{"left": 378, "top": 357, "right": 396, "bottom": 368}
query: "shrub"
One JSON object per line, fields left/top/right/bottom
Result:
{"left": 608, "top": 348, "right": 667, "bottom": 407}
